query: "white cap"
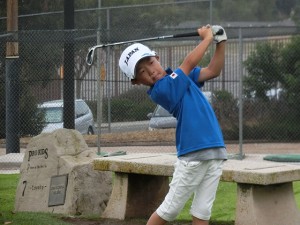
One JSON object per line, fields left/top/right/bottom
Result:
{"left": 119, "top": 43, "right": 156, "bottom": 80}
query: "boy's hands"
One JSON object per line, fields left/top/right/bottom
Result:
{"left": 212, "top": 25, "right": 227, "bottom": 43}
{"left": 197, "top": 24, "right": 227, "bottom": 43}
{"left": 180, "top": 24, "right": 225, "bottom": 76}
{"left": 197, "top": 25, "right": 214, "bottom": 42}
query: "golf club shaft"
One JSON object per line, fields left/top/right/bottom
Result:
{"left": 95, "top": 29, "right": 222, "bottom": 48}
{"left": 86, "top": 27, "right": 224, "bottom": 65}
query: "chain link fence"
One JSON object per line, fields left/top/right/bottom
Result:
{"left": 1, "top": 1, "right": 300, "bottom": 170}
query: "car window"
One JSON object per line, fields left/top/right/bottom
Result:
{"left": 154, "top": 106, "right": 172, "bottom": 117}
{"left": 42, "top": 107, "right": 63, "bottom": 123}
{"left": 75, "top": 101, "right": 89, "bottom": 117}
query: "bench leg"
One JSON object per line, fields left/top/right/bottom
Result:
{"left": 235, "top": 182, "right": 300, "bottom": 225}
{"left": 101, "top": 172, "right": 169, "bottom": 220}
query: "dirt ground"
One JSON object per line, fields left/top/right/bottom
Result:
{"left": 62, "top": 217, "right": 232, "bottom": 225}
{"left": 62, "top": 217, "right": 149, "bottom": 225}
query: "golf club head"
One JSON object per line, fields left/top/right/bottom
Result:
{"left": 86, "top": 48, "right": 95, "bottom": 66}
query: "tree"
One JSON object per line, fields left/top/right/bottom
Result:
{"left": 244, "top": 42, "right": 282, "bottom": 100}
{"left": 243, "top": 36, "right": 300, "bottom": 140}
{"left": 280, "top": 36, "right": 300, "bottom": 112}
{"left": 291, "top": 0, "right": 300, "bottom": 25}
{"left": 214, "top": 0, "right": 280, "bottom": 22}
{"left": 244, "top": 36, "right": 300, "bottom": 108}
{"left": 276, "top": 0, "right": 297, "bottom": 17}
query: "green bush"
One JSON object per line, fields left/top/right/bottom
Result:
{"left": 103, "top": 87, "right": 156, "bottom": 122}
{"left": 243, "top": 119, "right": 300, "bottom": 141}
{"left": 0, "top": 81, "right": 45, "bottom": 138}
{"left": 19, "top": 87, "right": 45, "bottom": 136}
{"left": 0, "top": 81, "right": 5, "bottom": 138}
{"left": 213, "top": 90, "right": 239, "bottom": 140}
{"left": 242, "top": 99, "right": 300, "bottom": 141}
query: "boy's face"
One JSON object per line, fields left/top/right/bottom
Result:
{"left": 132, "top": 56, "right": 166, "bottom": 86}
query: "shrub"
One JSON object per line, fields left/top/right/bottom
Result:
{"left": 0, "top": 83, "right": 45, "bottom": 138}
{"left": 213, "top": 90, "right": 239, "bottom": 140}
{"left": 103, "top": 87, "right": 156, "bottom": 122}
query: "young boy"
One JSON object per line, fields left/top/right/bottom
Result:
{"left": 119, "top": 25, "right": 227, "bottom": 225}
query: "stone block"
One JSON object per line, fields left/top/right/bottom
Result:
{"left": 14, "top": 128, "right": 112, "bottom": 215}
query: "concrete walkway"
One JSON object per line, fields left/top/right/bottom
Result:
{"left": 1, "top": 143, "right": 300, "bottom": 174}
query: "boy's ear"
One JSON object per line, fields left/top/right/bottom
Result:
{"left": 155, "top": 55, "right": 160, "bottom": 61}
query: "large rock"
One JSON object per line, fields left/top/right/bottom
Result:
{"left": 14, "top": 129, "right": 112, "bottom": 215}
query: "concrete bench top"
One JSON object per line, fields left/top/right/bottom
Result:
{"left": 93, "top": 153, "right": 300, "bottom": 185}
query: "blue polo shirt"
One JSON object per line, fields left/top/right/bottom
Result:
{"left": 147, "top": 67, "right": 225, "bottom": 156}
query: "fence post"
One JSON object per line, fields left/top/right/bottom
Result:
{"left": 5, "top": 57, "right": 20, "bottom": 154}
{"left": 63, "top": 0, "right": 75, "bottom": 130}
{"left": 238, "top": 27, "right": 245, "bottom": 159}
{"left": 107, "top": 47, "right": 112, "bottom": 133}
{"left": 96, "top": 0, "right": 102, "bottom": 155}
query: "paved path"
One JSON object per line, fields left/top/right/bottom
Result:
{"left": 1, "top": 143, "right": 300, "bottom": 173}
{"left": 88, "top": 143, "right": 300, "bottom": 155}
{"left": 2, "top": 142, "right": 300, "bottom": 156}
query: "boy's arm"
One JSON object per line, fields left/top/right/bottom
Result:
{"left": 179, "top": 25, "right": 214, "bottom": 76}
{"left": 198, "top": 41, "right": 226, "bottom": 82}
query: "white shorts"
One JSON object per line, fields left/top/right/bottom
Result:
{"left": 156, "top": 159, "right": 224, "bottom": 221}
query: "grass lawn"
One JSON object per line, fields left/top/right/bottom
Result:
{"left": 1, "top": 174, "right": 300, "bottom": 225}
{"left": 0, "top": 174, "right": 70, "bottom": 225}
{"left": 176, "top": 182, "right": 236, "bottom": 225}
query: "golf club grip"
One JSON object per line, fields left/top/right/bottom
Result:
{"left": 173, "top": 29, "right": 223, "bottom": 38}
{"left": 173, "top": 32, "right": 199, "bottom": 38}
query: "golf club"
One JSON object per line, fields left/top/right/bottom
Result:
{"left": 86, "top": 26, "right": 224, "bottom": 66}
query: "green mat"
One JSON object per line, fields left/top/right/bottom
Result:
{"left": 263, "top": 154, "right": 300, "bottom": 162}
{"left": 100, "top": 150, "right": 127, "bottom": 157}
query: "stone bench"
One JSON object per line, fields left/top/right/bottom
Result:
{"left": 93, "top": 153, "right": 300, "bottom": 225}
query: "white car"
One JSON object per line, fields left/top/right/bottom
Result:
{"left": 38, "top": 99, "right": 95, "bottom": 135}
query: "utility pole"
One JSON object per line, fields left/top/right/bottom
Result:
{"left": 6, "top": 0, "right": 20, "bottom": 154}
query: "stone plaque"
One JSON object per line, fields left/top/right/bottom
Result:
{"left": 48, "top": 174, "right": 68, "bottom": 207}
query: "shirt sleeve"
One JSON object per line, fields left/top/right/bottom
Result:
{"left": 188, "top": 67, "right": 204, "bottom": 88}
